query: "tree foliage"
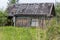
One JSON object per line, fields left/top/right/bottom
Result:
{"left": 0, "top": 10, "right": 8, "bottom": 26}
{"left": 55, "top": 4, "right": 60, "bottom": 23}
{"left": 55, "top": 3, "right": 60, "bottom": 16}
{"left": 8, "top": 0, "right": 19, "bottom": 4}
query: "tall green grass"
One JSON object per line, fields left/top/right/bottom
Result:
{"left": 0, "top": 27, "right": 46, "bottom": 40}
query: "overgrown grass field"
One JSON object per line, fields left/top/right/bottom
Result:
{"left": 0, "top": 27, "right": 46, "bottom": 40}
{"left": 0, "top": 25, "right": 60, "bottom": 40}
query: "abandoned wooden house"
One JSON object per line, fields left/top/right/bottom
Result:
{"left": 7, "top": 3, "right": 56, "bottom": 27}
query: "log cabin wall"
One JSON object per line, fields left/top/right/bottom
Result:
{"left": 15, "top": 16, "right": 50, "bottom": 27}
{"left": 15, "top": 17, "right": 31, "bottom": 27}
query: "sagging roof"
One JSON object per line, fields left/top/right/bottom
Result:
{"left": 7, "top": 3, "right": 55, "bottom": 16}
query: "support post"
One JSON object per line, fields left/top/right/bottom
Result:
{"left": 13, "top": 16, "right": 15, "bottom": 27}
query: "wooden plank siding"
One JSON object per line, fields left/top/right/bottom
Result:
{"left": 15, "top": 16, "right": 48, "bottom": 27}
{"left": 15, "top": 17, "right": 31, "bottom": 27}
